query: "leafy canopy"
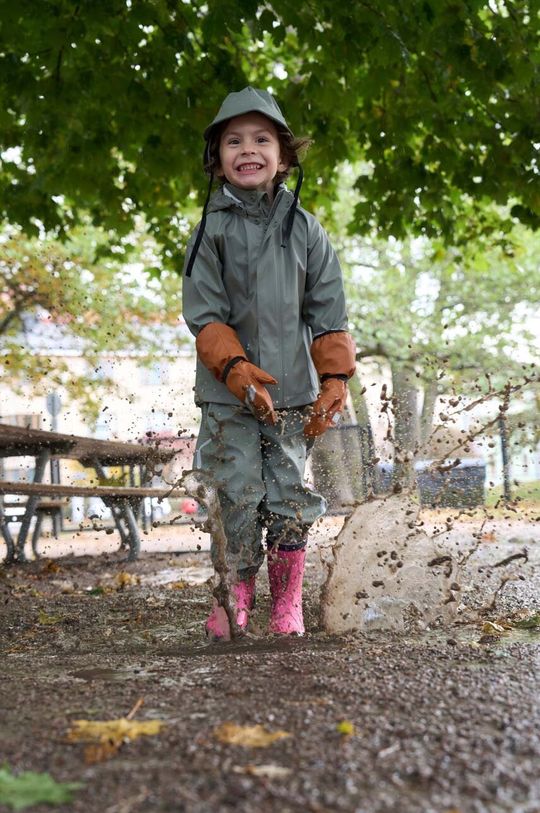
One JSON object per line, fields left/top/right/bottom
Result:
{"left": 0, "top": 0, "right": 538, "bottom": 270}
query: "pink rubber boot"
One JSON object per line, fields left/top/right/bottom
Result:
{"left": 205, "top": 577, "right": 256, "bottom": 641}
{"left": 267, "top": 548, "right": 306, "bottom": 635}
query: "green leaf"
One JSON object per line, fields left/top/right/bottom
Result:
{"left": 0, "top": 765, "right": 82, "bottom": 810}
{"left": 512, "top": 613, "right": 540, "bottom": 630}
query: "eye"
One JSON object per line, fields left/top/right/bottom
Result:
{"left": 226, "top": 137, "right": 240, "bottom": 145}
{"left": 257, "top": 136, "right": 269, "bottom": 143}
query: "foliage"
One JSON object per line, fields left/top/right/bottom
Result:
{"left": 0, "top": 1, "right": 538, "bottom": 270}
{"left": 0, "top": 224, "right": 183, "bottom": 421}
{"left": 0, "top": 764, "right": 82, "bottom": 810}
{"left": 345, "top": 227, "right": 540, "bottom": 388}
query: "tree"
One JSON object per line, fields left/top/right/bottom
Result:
{"left": 0, "top": 225, "right": 184, "bottom": 420}
{"left": 343, "top": 226, "right": 540, "bottom": 487}
{"left": 0, "top": 1, "right": 538, "bottom": 271}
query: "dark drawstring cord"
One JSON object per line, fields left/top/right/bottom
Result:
{"left": 184, "top": 171, "right": 214, "bottom": 277}
{"left": 281, "top": 163, "right": 303, "bottom": 248}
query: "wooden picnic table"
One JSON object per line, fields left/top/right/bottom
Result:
{"left": 0, "top": 423, "right": 183, "bottom": 563}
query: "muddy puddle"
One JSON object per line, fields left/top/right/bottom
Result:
{"left": 139, "top": 564, "right": 214, "bottom": 587}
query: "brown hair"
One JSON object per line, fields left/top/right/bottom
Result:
{"left": 204, "top": 122, "right": 312, "bottom": 184}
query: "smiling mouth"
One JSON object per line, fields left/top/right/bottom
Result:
{"left": 236, "top": 163, "right": 263, "bottom": 172}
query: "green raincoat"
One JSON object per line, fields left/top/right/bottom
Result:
{"left": 182, "top": 181, "right": 349, "bottom": 408}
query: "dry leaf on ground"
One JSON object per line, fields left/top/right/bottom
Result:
{"left": 37, "top": 609, "right": 63, "bottom": 625}
{"left": 115, "top": 572, "right": 139, "bottom": 589}
{"left": 67, "top": 717, "right": 165, "bottom": 763}
{"left": 213, "top": 723, "right": 291, "bottom": 748}
{"left": 481, "top": 621, "right": 507, "bottom": 636}
{"left": 232, "top": 764, "right": 292, "bottom": 779}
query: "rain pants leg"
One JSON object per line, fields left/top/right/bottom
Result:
{"left": 194, "top": 403, "right": 326, "bottom": 579}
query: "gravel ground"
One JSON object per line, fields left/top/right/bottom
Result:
{"left": 0, "top": 516, "right": 539, "bottom": 813}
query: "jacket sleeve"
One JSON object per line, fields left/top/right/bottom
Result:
{"left": 181, "top": 226, "right": 231, "bottom": 337}
{"left": 302, "top": 217, "right": 349, "bottom": 337}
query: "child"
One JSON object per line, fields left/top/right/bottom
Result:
{"left": 182, "top": 87, "right": 356, "bottom": 639}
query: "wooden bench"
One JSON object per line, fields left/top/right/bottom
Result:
{"left": 0, "top": 481, "right": 186, "bottom": 563}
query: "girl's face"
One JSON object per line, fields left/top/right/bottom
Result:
{"left": 218, "top": 112, "right": 288, "bottom": 197}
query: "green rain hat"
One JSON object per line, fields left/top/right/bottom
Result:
{"left": 203, "top": 86, "right": 293, "bottom": 141}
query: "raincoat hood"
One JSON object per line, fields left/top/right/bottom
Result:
{"left": 203, "top": 86, "right": 293, "bottom": 141}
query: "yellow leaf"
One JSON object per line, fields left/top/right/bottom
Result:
{"left": 213, "top": 723, "right": 291, "bottom": 748}
{"left": 167, "top": 581, "right": 188, "bottom": 590}
{"left": 233, "top": 764, "right": 292, "bottom": 779}
{"left": 38, "top": 609, "right": 63, "bottom": 625}
{"left": 336, "top": 720, "right": 356, "bottom": 736}
{"left": 67, "top": 717, "right": 165, "bottom": 763}
{"left": 115, "top": 572, "right": 139, "bottom": 589}
{"left": 482, "top": 621, "right": 506, "bottom": 636}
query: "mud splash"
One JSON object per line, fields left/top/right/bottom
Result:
{"left": 320, "top": 493, "right": 536, "bottom": 634}
{"left": 320, "top": 494, "right": 463, "bottom": 633}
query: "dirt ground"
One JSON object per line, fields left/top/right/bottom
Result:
{"left": 1, "top": 515, "right": 539, "bottom": 813}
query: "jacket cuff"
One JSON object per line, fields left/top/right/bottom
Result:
{"left": 321, "top": 373, "right": 349, "bottom": 383}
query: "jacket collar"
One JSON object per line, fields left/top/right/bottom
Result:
{"left": 208, "top": 182, "right": 291, "bottom": 218}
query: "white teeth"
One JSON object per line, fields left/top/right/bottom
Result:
{"left": 237, "top": 164, "right": 262, "bottom": 171}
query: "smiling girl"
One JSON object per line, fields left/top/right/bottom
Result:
{"left": 182, "top": 87, "right": 356, "bottom": 640}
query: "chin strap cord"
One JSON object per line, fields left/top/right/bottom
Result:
{"left": 281, "top": 163, "right": 303, "bottom": 248}
{"left": 184, "top": 170, "right": 214, "bottom": 278}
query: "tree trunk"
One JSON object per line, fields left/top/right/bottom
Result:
{"left": 348, "top": 370, "right": 376, "bottom": 497}
{"left": 420, "top": 379, "right": 439, "bottom": 449}
{"left": 311, "top": 428, "right": 355, "bottom": 511}
{"left": 391, "top": 365, "right": 420, "bottom": 492}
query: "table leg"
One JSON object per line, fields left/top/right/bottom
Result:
{"left": 16, "top": 449, "right": 51, "bottom": 563}
{"left": 117, "top": 499, "right": 141, "bottom": 561}
{"left": 0, "top": 505, "right": 16, "bottom": 564}
{"left": 91, "top": 459, "right": 140, "bottom": 560}
{"left": 91, "top": 458, "right": 130, "bottom": 550}
{"left": 107, "top": 501, "right": 129, "bottom": 550}
{"left": 31, "top": 512, "right": 44, "bottom": 558}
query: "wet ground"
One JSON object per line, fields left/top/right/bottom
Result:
{"left": 0, "top": 517, "right": 539, "bottom": 813}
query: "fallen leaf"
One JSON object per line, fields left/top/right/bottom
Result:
{"left": 37, "top": 609, "right": 63, "bottom": 626}
{"left": 44, "top": 561, "right": 61, "bottom": 574}
{"left": 67, "top": 717, "right": 165, "bottom": 763}
{"left": 481, "top": 621, "right": 506, "bottom": 636}
{"left": 85, "top": 586, "right": 106, "bottom": 596}
{"left": 336, "top": 720, "right": 356, "bottom": 736}
{"left": 0, "top": 764, "right": 82, "bottom": 810}
{"left": 115, "top": 572, "right": 139, "bottom": 589}
{"left": 167, "top": 581, "right": 188, "bottom": 590}
{"left": 232, "top": 764, "right": 292, "bottom": 779}
{"left": 213, "top": 723, "right": 291, "bottom": 748}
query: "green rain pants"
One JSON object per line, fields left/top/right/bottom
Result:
{"left": 194, "top": 403, "right": 326, "bottom": 579}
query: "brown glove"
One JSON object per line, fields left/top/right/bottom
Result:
{"left": 304, "top": 331, "right": 356, "bottom": 438}
{"left": 304, "top": 378, "right": 347, "bottom": 438}
{"left": 226, "top": 360, "right": 277, "bottom": 425}
{"left": 196, "top": 322, "right": 277, "bottom": 425}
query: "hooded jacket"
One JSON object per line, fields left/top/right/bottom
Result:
{"left": 182, "top": 182, "right": 349, "bottom": 408}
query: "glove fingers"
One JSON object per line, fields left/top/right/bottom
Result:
{"left": 252, "top": 388, "right": 276, "bottom": 425}
{"left": 253, "top": 370, "right": 278, "bottom": 386}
